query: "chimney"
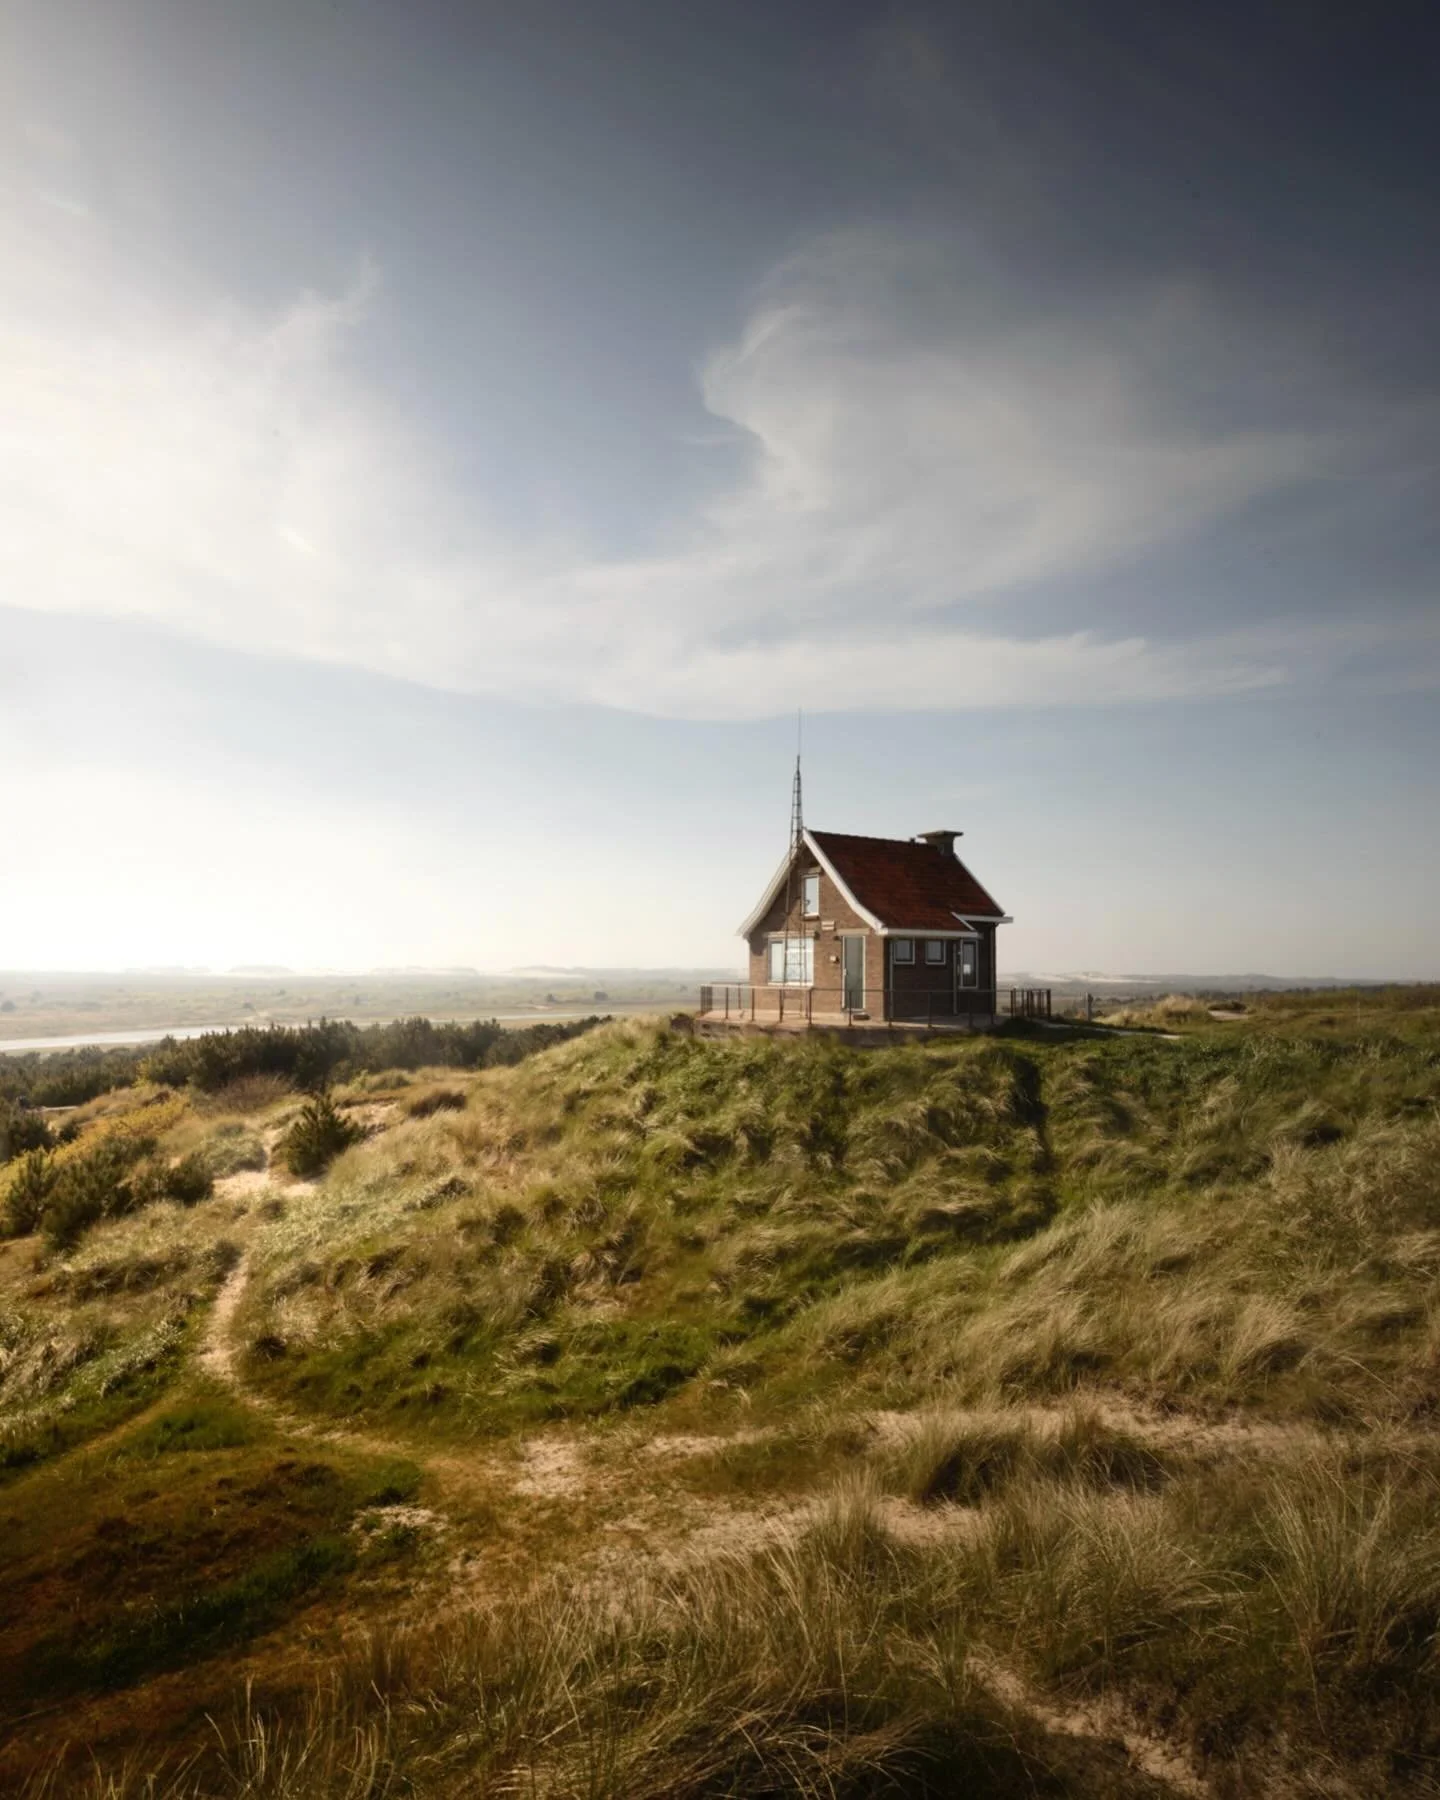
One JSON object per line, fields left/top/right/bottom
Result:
{"left": 917, "top": 829, "right": 962, "bottom": 857}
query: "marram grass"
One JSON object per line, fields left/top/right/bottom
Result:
{"left": 4, "top": 991, "right": 1440, "bottom": 1794}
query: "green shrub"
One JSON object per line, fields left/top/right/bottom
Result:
{"left": 0, "top": 1100, "right": 53, "bottom": 1164}
{"left": 40, "top": 1134, "right": 158, "bottom": 1249}
{"left": 2, "top": 1148, "right": 53, "bottom": 1237}
{"left": 141, "top": 1014, "right": 607, "bottom": 1094}
{"left": 280, "top": 1091, "right": 364, "bottom": 1177}
{"left": 164, "top": 1150, "right": 214, "bottom": 1206}
{"left": 0, "top": 1046, "right": 143, "bottom": 1109}
{"left": 131, "top": 1150, "right": 216, "bottom": 1209}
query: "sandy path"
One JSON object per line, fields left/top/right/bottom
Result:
{"left": 197, "top": 1259, "right": 1382, "bottom": 1796}
{"left": 196, "top": 1250, "right": 252, "bottom": 1386}
{"left": 971, "top": 1653, "right": 1207, "bottom": 1797}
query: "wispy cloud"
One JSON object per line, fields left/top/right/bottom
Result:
{"left": 0, "top": 203, "right": 1422, "bottom": 718}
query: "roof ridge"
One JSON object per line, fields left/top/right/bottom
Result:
{"left": 808, "top": 828, "right": 938, "bottom": 848}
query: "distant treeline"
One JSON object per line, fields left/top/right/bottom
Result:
{"left": 0, "top": 1047, "right": 146, "bottom": 1111}
{"left": 144, "top": 1015, "right": 605, "bottom": 1092}
{"left": 0, "top": 1014, "right": 607, "bottom": 1116}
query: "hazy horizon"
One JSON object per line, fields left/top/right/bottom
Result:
{"left": 0, "top": 963, "right": 1424, "bottom": 987}
{"left": 3, "top": 1, "right": 1437, "bottom": 977}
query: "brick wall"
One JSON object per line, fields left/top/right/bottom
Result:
{"left": 746, "top": 854, "right": 875, "bottom": 1009}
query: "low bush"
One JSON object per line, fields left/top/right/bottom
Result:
{"left": 133, "top": 1151, "right": 215, "bottom": 1209}
{"left": 1, "top": 1149, "right": 53, "bottom": 1238}
{"left": 41, "top": 1137, "right": 153, "bottom": 1249}
{"left": 279, "top": 1092, "right": 364, "bottom": 1177}
{"left": 0, "top": 1100, "right": 53, "bottom": 1164}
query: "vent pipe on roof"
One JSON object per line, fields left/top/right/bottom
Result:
{"left": 917, "top": 829, "right": 962, "bottom": 857}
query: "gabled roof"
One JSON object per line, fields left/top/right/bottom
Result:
{"left": 738, "top": 829, "right": 1009, "bottom": 937}
{"left": 809, "top": 830, "right": 1006, "bottom": 932}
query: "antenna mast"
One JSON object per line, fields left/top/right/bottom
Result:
{"left": 790, "top": 718, "right": 804, "bottom": 852}
{"left": 781, "top": 712, "right": 804, "bottom": 995}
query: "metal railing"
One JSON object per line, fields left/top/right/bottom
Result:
{"left": 1008, "top": 988, "right": 1053, "bottom": 1020}
{"left": 697, "top": 983, "right": 1000, "bottom": 1028}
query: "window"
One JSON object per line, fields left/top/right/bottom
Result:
{"left": 802, "top": 872, "right": 820, "bottom": 917}
{"left": 892, "top": 938, "right": 914, "bottom": 964}
{"left": 768, "top": 937, "right": 814, "bottom": 986}
{"left": 924, "top": 939, "right": 945, "bottom": 964}
{"left": 959, "top": 940, "right": 978, "bottom": 987}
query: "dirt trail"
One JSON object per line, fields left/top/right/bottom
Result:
{"left": 197, "top": 1251, "right": 478, "bottom": 1478}
{"left": 970, "top": 1653, "right": 1207, "bottom": 1798}
{"left": 196, "top": 1251, "right": 252, "bottom": 1387}
{"left": 196, "top": 1254, "right": 1422, "bottom": 1568}
{"left": 192, "top": 1255, "right": 1392, "bottom": 1800}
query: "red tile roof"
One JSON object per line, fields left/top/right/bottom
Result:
{"left": 808, "top": 830, "right": 1004, "bottom": 931}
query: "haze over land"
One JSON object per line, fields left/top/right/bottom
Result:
{"left": 0, "top": 969, "right": 1412, "bottom": 1054}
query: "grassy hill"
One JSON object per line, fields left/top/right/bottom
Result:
{"left": 2, "top": 991, "right": 1439, "bottom": 1796}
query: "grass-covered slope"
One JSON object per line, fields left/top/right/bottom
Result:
{"left": 239, "top": 1012, "right": 1440, "bottom": 1434}
{"left": 3, "top": 990, "right": 1440, "bottom": 1797}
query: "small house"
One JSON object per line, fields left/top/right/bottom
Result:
{"left": 734, "top": 829, "right": 1010, "bottom": 1025}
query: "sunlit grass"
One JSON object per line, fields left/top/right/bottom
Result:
{"left": 5, "top": 990, "right": 1440, "bottom": 1793}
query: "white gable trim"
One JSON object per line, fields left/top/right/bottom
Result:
{"left": 736, "top": 846, "right": 797, "bottom": 938}
{"left": 801, "top": 829, "right": 887, "bottom": 932}
{"left": 736, "top": 829, "right": 886, "bottom": 937}
{"left": 737, "top": 832, "right": 1013, "bottom": 938}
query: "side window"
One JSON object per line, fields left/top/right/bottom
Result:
{"left": 924, "top": 940, "right": 945, "bottom": 964}
{"left": 892, "top": 938, "right": 914, "bottom": 964}
{"left": 802, "top": 872, "right": 820, "bottom": 917}
{"left": 769, "top": 938, "right": 815, "bottom": 985}
{"left": 959, "top": 940, "right": 978, "bottom": 987}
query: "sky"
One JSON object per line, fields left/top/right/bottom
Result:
{"left": 1, "top": 0, "right": 1437, "bottom": 978}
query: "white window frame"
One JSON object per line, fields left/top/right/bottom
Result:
{"left": 892, "top": 938, "right": 914, "bottom": 964}
{"left": 801, "top": 871, "right": 820, "bottom": 917}
{"left": 767, "top": 936, "right": 814, "bottom": 987}
{"left": 924, "top": 939, "right": 946, "bottom": 965}
{"left": 959, "top": 939, "right": 979, "bottom": 988}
